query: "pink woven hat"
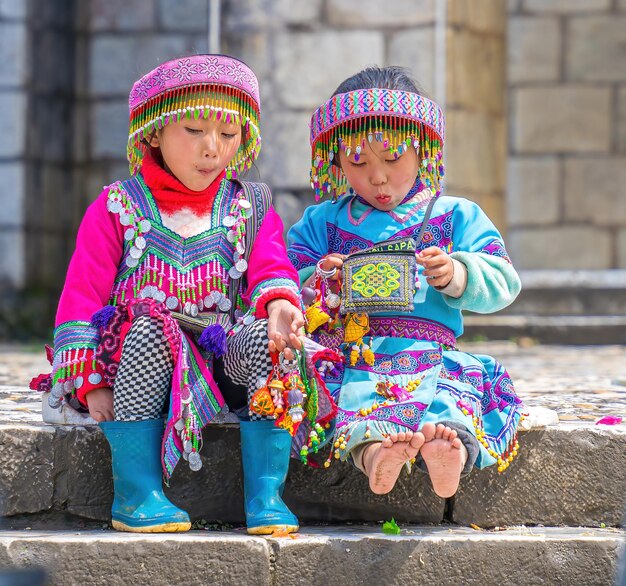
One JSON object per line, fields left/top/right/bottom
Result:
{"left": 127, "top": 54, "right": 261, "bottom": 180}
{"left": 309, "top": 88, "right": 445, "bottom": 201}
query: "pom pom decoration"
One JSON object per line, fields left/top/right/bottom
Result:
{"left": 197, "top": 324, "right": 227, "bottom": 357}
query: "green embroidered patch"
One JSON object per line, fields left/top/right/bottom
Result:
{"left": 341, "top": 239, "right": 417, "bottom": 315}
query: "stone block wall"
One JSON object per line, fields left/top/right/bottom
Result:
{"left": 445, "top": 0, "right": 507, "bottom": 230}
{"left": 222, "top": 0, "right": 444, "bottom": 230}
{"left": 507, "top": 0, "right": 626, "bottom": 269}
{"left": 0, "top": 1, "right": 28, "bottom": 291}
{"left": 2, "top": 0, "right": 625, "bottom": 336}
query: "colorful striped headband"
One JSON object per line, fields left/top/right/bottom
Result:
{"left": 310, "top": 88, "right": 445, "bottom": 201}
{"left": 127, "top": 54, "right": 261, "bottom": 179}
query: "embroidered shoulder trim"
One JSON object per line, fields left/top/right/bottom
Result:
{"left": 106, "top": 181, "right": 152, "bottom": 269}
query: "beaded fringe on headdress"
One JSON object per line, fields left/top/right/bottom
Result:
{"left": 309, "top": 88, "right": 446, "bottom": 201}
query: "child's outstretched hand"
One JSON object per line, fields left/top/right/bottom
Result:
{"left": 86, "top": 386, "right": 114, "bottom": 422}
{"left": 416, "top": 247, "right": 454, "bottom": 289}
{"left": 266, "top": 298, "right": 305, "bottom": 360}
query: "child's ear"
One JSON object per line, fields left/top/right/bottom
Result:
{"left": 148, "top": 131, "right": 160, "bottom": 148}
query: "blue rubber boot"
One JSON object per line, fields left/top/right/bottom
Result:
{"left": 240, "top": 420, "right": 299, "bottom": 535}
{"left": 100, "top": 419, "right": 191, "bottom": 533}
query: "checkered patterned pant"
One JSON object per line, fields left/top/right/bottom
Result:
{"left": 113, "top": 315, "right": 273, "bottom": 421}
{"left": 214, "top": 318, "right": 274, "bottom": 419}
{"left": 113, "top": 315, "right": 174, "bottom": 421}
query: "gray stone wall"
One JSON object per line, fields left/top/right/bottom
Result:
{"left": 223, "top": 0, "right": 441, "bottom": 229}
{"left": 507, "top": 0, "right": 626, "bottom": 269}
{"left": 445, "top": 0, "right": 507, "bottom": 231}
{"left": 2, "top": 0, "right": 626, "bottom": 336}
{"left": 0, "top": 0, "right": 28, "bottom": 290}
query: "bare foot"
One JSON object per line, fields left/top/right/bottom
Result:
{"left": 362, "top": 430, "right": 425, "bottom": 495}
{"left": 419, "top": 422, "right": 467, "bottom": 498}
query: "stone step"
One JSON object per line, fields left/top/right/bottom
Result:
{"left": 463, "top": 315, "right": 626, "bottom": 345}
{"left": 463, "top": 270, "right": 626, "bottom": 344}
{"left": 1, "top": 415, "right": 624, "bottom": 529}
{"left": 506, "top": 270, "right": 626, "bottom": 317}
{"left": 0, "top": 526, "right": 622, "bottom": 586}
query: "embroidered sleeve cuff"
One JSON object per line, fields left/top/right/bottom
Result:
{"left": 250, "top": 279, "right": 302, "bottom": 319}
{"left": 434, "top": 258, "right": 468, "bottom": 298}
{"left": 52, "top": 321, "right": 103, "bottom": 406}
{"left": 442, "top": 251, "right": 522, "bottom": 313}
{"left": 74, "top": 350, "right": 108, "bottom": 406}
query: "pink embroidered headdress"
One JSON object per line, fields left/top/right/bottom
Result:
{"left": 127, "top": 54, "right": 261, "bottom": 180}
{"left": 309, "top": 88, "right": 445, "bottom": 201}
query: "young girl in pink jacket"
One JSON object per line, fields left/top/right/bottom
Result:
{"left": 34, "top": 54, "right": 303, "bottom": 535}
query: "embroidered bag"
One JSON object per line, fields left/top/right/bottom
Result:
{"left": 339, "top": 196, "right": 437, "bottom": 315}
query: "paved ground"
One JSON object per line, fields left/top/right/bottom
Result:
{"left": 1, "top": 341, "right": 624, "bottom": 424}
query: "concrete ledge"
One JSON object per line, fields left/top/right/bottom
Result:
{"left": 0, "top": 527, "right": 622, "bottom": 586}
{"left": 1, "top": 421, "right": 625, "bottom": 528}
{"left": 464, "top": 315, "right": 626, "bottom": 345}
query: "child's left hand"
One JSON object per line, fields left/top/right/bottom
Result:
{"left": 266, "top": 298, "right": 305, "bottom": 359}
{"left": 416, "top": 247, "right": 454, "bottom": 288}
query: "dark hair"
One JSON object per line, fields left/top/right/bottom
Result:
{"left": 332, "top": 65, "right": 428, "bottom": 97}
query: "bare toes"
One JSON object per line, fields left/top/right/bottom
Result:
{"left": 410, "top": 431, "right": 425, "bottom": 450}
{"left": 421, "top": 422, "right": 436, "bottom": 442}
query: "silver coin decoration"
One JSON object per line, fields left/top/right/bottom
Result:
{"left": 64, "top": 379, "right": 75, "bottom": 392}
{"left": 119, "top": 213, "right": 132, "bottom": 226}
{"left": 174, "top": 418, "right": 185, "bottom": 431}
{"left": 238, "top": 199, "right": 251, "bottom": 209}
{"left": 236, "top": 241, "right": 245, "bottom": 255}
{"left": 219, "top": 298, "right": 232, "bottom": 312}
{"left": 226, "top": 231, "right": 236, "bottom": 243}
{"left": 166, "top": 296, "right": 179, "bottom": 310}
{"left": 190, "top": 303, "right": 199, "bottom": 317}
{"left": 183, "top": 439, "right": 193, "bottom": 453}
{"left": 182, "top": 451, "right": 189, "bottom": 461}
{"left": 139, "top": 220, "right": 151, "bottom": 232}
{"left": 155, "top": 290, "right": 166, "bottom": 303}
{"left": 48, "top": 395, "right": 62, "bottom": 409}
{"left": 197, "top": 298, "right": 204, "bottom": 311}
{"left": 235, "top": 259, "right": 248, "bottom": 273}
{"left": 181, "top": 393, "right": 192, "bottom": 405}
{"left": 88, "top": 373, "right": 103, "bottom": 385}
{"left": 243, "top": 314, "right": 255, "bottom": 326}
{"left": 129, "top": 247, "right": 142, "bottom": 259}
{"left": 228, "top": 266, "right": 242, "bottom": 279}
{"left": 109, "top": 201, "right": 123, "bottom": 214}
{"left": 223, "top": 215, "right": 236, "bottom": 227}
{"left": 188, "top": 451, "right": 202, "bottom": 471}
{"left": 125, "top": 256, "right": 138, "bottom": 268}
{"left": 184, "top": 301, "right": 192, "bottom": 315}
{"left": 135, "top": 236, "right": 146, "bottom": 249}
{"left": 124, "top": 228, "right": 135, "bottom": 241}
{"left": 74, "top": 376, "right": 84, "bottom": 389}
{"left": 204, "top": 294, "right": 214, "bottom": 308}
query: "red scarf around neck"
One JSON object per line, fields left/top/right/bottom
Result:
{"left": 139, "top": 150, "right": 226, "bottom": 215}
